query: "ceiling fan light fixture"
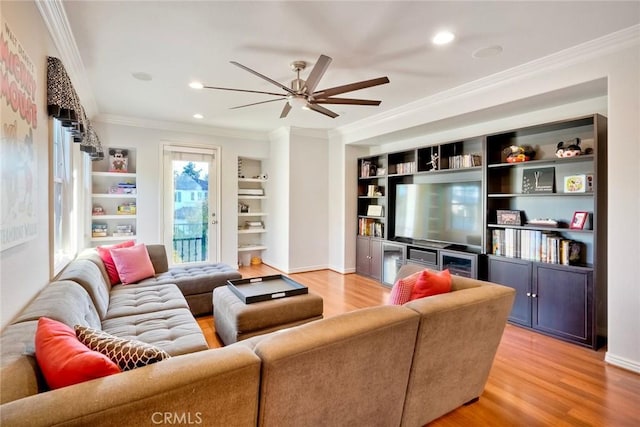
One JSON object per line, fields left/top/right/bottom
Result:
{"left": 287, "top": 95, "right": 307, "bottom": 109}
{"left": 189, "top": 81, "right": 204, "bottom": 90}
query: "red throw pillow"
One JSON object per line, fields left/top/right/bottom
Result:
{"left": 96, "top": 240, "right": 135, "bottom": 285}
{"left": 409, "top": 269, "right": 452, "bottom": 300}
{"left": 35, "top": 317, "right": 120, "bottom": 390}
{"left": 388, "top": 270, "right": 422, "bottom": 305}
{"left": 110, "top": 243, "right": 155, "bottom": 285}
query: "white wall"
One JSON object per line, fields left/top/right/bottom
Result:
{"left": 0, "top": 2, "right": 60, "bottom": 328}
{"left": 266, "top": 128, "right": 330, "bottom": 273}
{"left": 91, "top": 121, "right": 270, "bottom": 267}
{"left": 287, "top": 129, "right": 329, "bottom": 272}
{"left": 264, "top": 128, "right": 290, "bottom": 271}
{"left": 331, "top": 35, "right": 640, "bottom": 372}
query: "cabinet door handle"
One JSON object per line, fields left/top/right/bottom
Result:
{"left": 526, "top": 292, "right": 532, "bottom": 297}
{"left": 531, "top": 293, "right": 538, "bottom": 298}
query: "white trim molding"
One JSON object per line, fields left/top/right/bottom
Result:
{"left": 605, "top": 352, "right": 640, "bottom": 374}
{"left": 36, "top": 0, "right": 98, "bottom": 118}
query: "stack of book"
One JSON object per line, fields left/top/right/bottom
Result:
{"left": 92, "top": 223, "right": 108, "bottom": 237}
{"left": 117, "top": 202, "right": 136, "bottom": 214}
{"left": 113, "top": 224, "right": 134, "bottom": 237}
{"left": 109, "top": 182, "right": 137, "bottom": 194}
{"left": 243, "top": 221, "right": 264, "bottom": 230}
{"left": 492, "top": 229, "right": 582, "bottom": 265}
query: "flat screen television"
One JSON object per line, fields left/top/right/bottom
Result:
{"left": 393, "top": 182, "right": 482, "bottom": 248}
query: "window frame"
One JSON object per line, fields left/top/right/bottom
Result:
{"left": 50, "top": 118, "right": 79, "bottom": 276}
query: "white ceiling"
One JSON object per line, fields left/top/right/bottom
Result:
{"left": 61, "top": 1, "right": 640, "bottom": 134}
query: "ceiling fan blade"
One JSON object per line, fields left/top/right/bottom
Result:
{"left": 230, "top": 61, "right": 296, "bottom": 95}
{"left": 280, "top": 103, "right": 292, "bottom": 118}
{"left": 303, "top": 54, "right": 332, "bottom": 94}
{"left": 313, "top": 97, "right": 381, "bottom": 106}
{"left": 230, "top": 98, "right": 286, "bottom": 110}
{"left": 203, "top": 85, "right": 285, "bottom": 97}
{"left": 307, "top": 103, "right": 339, "bottom": 118}
{"left": 313, "top": 76, "right": 390, "bottom": 98}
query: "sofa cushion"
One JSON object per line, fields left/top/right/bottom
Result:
{"left": 12, "top": 280, "right": 101, "bottom": 330}
{"left": 35, "top": 318, "right": 120, "bottom": 390}
{"left": 96, "top": 240, "right": 135, "bottom": 285}
{"left": 75, "top": 325, "right": 170, "bottom": 371}
{"left": 110, "top": 243, "right": 155, "bottom": 285}
{"left": 410, "top": 269, "right": 452, "bottom": 300}
{"left": 101, "top": 308, "right": 209, "bottom": 356}
{"left": 105, "top": 282, "right": 189, "bottom": 319}
{"left": 138, "top": 263, "right": 241, "bottom": 296}
{"left": 388, "top": 270, "right": 422, "bottom": 305}
{"left": 58, "top": 259, "right": 112, "bottom": 320}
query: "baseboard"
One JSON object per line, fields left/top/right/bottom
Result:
{"left": 286, "top": 264, "right": 329, "bottom": 274}
{"left": 604, "top": 352, "right": 640, "bottom": 374}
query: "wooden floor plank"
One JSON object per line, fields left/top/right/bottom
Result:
{"left": 197, "top": 265, "right": 640, "bottom": 426}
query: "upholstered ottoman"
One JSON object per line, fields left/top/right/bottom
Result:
{"left": 213, "top": 286, "right": 323, "bottom": 345}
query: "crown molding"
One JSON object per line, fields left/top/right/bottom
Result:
{"left": 95, "top": 114, "right": 268, "bottom": 141}
{"left": 336, "top": 24, "right": 640, "bottom": 143}
{"left": 36, "top": 0, "right": 98, "bottom": 118}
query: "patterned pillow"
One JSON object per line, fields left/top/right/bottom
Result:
{"left": 388, "top": 270, "right": 423, "bottom": 305}
{"left": 75, "top": 325, "right": 170, "bottom": 371}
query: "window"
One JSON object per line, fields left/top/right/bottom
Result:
{"left": 51, "top": 119, "right": 78, "bottom": 275}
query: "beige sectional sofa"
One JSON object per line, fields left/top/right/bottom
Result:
{"left": 1, "top": 260, "right": 514, "bottom": 426}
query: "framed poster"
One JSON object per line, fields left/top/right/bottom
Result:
{"left": 1, "top": 20, "right": 39, "bottom": 250}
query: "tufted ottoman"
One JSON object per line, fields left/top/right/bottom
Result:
{"left": 213, "top": 286, "right": 324, "bottom": 345}
{"left": 137, "top": 262, "right": 242, "bottom": 317}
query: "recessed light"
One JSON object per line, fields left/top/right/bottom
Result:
{"left": 472, "top": 45, "right": 503, "bottom": 58}
{"left": 193, "top": 113, "right": 203, "bottom": 119}
{"left": 132, "top": 72, "right": 152, "bottom": 81}
{"left": 189, "top": 81, "right": 204, "bottom": 89}
{"left": 432, "top": 31, "right": 455, "bottom": 45}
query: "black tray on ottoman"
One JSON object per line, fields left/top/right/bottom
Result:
{"left": 227, "top": 274, "right": 308, "bottom": 304}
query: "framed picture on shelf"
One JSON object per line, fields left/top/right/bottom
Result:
{"left": 570, "top": 211, "right": 589, "bottom": 230}
{"left": 564, "top": 174, "right": 587, "bottom": 193}
{"left": 522, "top": 167, "right": 555, "bottom": 193}
{"left": 367, "top": 205, "right": 383, "bottom": 217}
{"left": 496, "top": 210, "right": 522, "bottom": 225}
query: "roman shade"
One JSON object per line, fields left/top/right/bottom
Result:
{"left": 47, "top": 56, "right": 103, "bottom": 159}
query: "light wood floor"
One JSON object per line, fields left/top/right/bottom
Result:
{"left": 197, "top": 265, "right": 640, "bottom": 426}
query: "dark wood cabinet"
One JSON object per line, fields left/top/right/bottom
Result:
{"left": 356, "top": 236, "right": 382, "bottom": 281}
{"left": 533, "top": 264, "right": 593, "bottom": 346}
{"left": 488, "top": 257, "right": 532, "bottom": 326}
{"left": 489, "top": 255, "right": 596, "bottom": 348}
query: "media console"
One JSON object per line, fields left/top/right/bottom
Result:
{"left": 368, "top": 238, "right": 483, "bottom": 288}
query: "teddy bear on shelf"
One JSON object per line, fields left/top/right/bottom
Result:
{"left": 109, "top": 149, "right": 129, "bottom": 172}
{"left": 555, "top": 138, "right": 592, "bottom": 158}
{"left": 503, "top": 145, "right": 535, "bottom": 163}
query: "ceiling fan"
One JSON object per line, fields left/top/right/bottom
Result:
{"left": 197, "top": 54, "right": 390, "bottom": 119}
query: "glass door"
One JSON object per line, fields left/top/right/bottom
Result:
{"left": 162, "top": 145, "right": 219, "bottom": 264}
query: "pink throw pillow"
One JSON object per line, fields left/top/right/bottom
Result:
{"left": 110, "top": 243, "right": 155, "bottom": 285}
{"left": 409, "top": 269, "right": 452, "bottom": 301}
{"left": 96, "top": 240, "right": 135, "bottom": 285}
{"left": 388, "top": 270, "right": 423, "bottom": 305}
{"left": 35, "top": 317, "right": 120, "bottom": 389}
